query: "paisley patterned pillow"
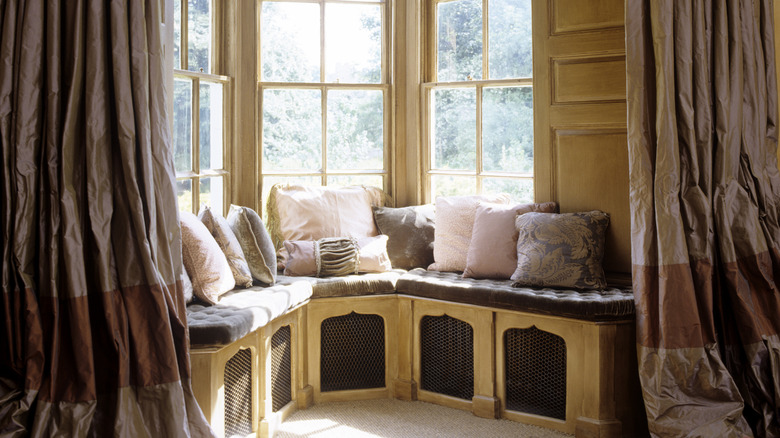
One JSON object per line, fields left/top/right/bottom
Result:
{"left": 511, "top": 211, "right": 610, "bottom": 290}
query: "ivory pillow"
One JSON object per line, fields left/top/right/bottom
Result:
{"left": 511, "top": 211, "right": 610, "bottom": 290}
{"left": 199, "top": 206, "right": 253, "bottom": 288}
{"left": 283, "top": 235, "right": 392, "bottom": 276}
{"left": 428, "top": 194, "right": 510, "bottom": 272}
{"left": 180, "top": 211, "right": 235, "bottom": 304}
{"left": 181, "top": 263, "right": 194, "bottom": 304}
{"left": 226, "top": 205, "right": 277, "bottom": 285}
{"left": 266, "top": 184, "right": 386, "bottom": 252}
{"left": 463, "top": 202, "right": 558, "bottom": 279}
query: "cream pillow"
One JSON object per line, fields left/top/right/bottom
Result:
{"left": 199, "top": 206, "right": 253, "bottom": 288}
{"left": 282, "top": 235, "right": 391, "bottom": 276}
{"left": 429, "top": 194, "right": 510, "bottom": 272}
{"left": 463, "top": 202, "right": 558, "bottom": 279}
{"left": 266, "top": 184, "right": 386, "bottom": 252}
{"left": 356, "top": 235, "right": 392, "bottom": 273}
{"left": 227, "top": 205, "right": 277, "bottom": 285}
{"left": 180, "top": 211, "right": 235, "bottom": 304}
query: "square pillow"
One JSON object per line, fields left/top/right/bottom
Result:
{"left": 283, "top": 235, "right": 391, "bottom": 276}
{"left": 511, "top": 211, "right": 610, "bottom": 290}
{"left": 428, "top": 194, "right": 511, "bottom": 272}
{"left": 373, "top": 205, "right": 435, "bottom": 270}
{"left": 199, "top": 206, "right": 253, "bottom": 288}
{"left": 266, "top": 184, "right": 386, "bottom": 253}
{"left": 463, "top": 201, "right": 558, "bottom": 279}
{"left": 227, "top": 204, "right": 277, "bottom": 285}
{"left": 180, "top": 211, "right": 235, "bottom": 304}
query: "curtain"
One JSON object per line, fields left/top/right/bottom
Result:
{"left": 0, "top": 0, "right": 213, "bottom": 436}
{"left": 627, "top": 0, "right": 780, "bottom": 436}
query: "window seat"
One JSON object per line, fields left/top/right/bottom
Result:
{"left": 187, "top": 270, "right": 645, "bottom": 438}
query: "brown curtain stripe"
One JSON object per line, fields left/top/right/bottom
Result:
{"left": 627, "top": 0, "right": 780, "bottom": 436}
{"left": 0, "top": 0, "right": 213, "bottom": 435}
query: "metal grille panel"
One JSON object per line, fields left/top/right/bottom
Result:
{"left": 420, "top": 315, "right": 474, "bottom": 400}
{"left": 321, "top": 312, "right": 385, "bottom": 392}
{"left": 224, "top": 348, "right": 252, "bottom": 437}
{"left": 271, "top": 325, "right": 292, "bottom": 412}
{"left": 505, "top": 326, "right": 567, "bottom": 420}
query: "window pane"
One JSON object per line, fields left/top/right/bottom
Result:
{"left": 431, "top": 175, "right": 476, "bottom": 198}
{"left": 261, "top": 2, "right": 320, "bottom": 82}
{"left": 482, "top": 86, "right": 533, "bottom": 173}
{"left": 173, "top": 78, "right": 193, "bottom": 173}
{"left": 176, "top": 179, "right": 193, "bottom": 213}
{"left": 187, "top": 0, "right": 211, "bottom": 72}
{"left": 200, "top": 81, "right": 223, "bottom": 170}
{"left": 262, "top": 89, "right": 322, "bottom": 171}
{"left": 327, "top": 175, "right": 383, "bottom": 189}
{"left": 325, "top": 4, "right": 382, "bottom": 83}
{"left": 437, "top": 0, "right": 482, "bottom": 82}
{"left": 432, "top": 88, "right": 476, "bottom": 170}
{"left": 174, "top": 0, "right": 182, "bottom": 69}
{"left": 262, "top": 176, "right": 322, "bottom": 217}
{"left": 328, "top": 90, "right": 383, "bottom": 170}
{"left": 489, "top": 0, "right": 532, "bottom": 79}
{"left": 199, "top": 176, "right": 224, "bottom": 217}
{"left": 483, "top": 178, "right": 533, "bottom": 203}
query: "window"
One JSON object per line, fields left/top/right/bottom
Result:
{"left": 173, "top": 0, "right": 230, "bottom": 216}
{"left": 258, "top": 0, "right": 390, "bottom": 206}
{"left": 424, "top": 0, "right": 533, "bottom": 202}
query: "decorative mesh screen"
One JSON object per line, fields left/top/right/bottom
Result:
{"left": 320, "top": 312, "right": 385, "bottom": 392}
{"left": 224, "top": 348, "right": 252, "bottom": 437}
{"left": 420, "top": 315, "right": 474, "bottom": 400}
{"left": 504, "top": 326, "right": 567, "bottom": 420}
{"left": 271, "top": 325, "right": 292, "bottom": 412}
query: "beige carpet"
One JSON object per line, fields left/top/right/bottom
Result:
{"left": 275, "top": 399, "right": 572, "bottom": 438}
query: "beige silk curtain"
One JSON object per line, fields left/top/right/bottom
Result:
{"left": 627, "top": 0, "right": 780, "bottom": 436}
{"left": 0, "top": 0, "right": 213, "bottom": 436}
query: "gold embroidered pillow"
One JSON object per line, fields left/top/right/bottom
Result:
{"left": 511, "top": 211, "right": 610, "bottom": 290}
{"left": 226, "top": 205, "right": 277, "bottom": 285}
{"left": 199, "top": 206, "right": 254, "bottom": 288}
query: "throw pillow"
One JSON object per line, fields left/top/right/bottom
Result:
{"left": 266, "top": 184, "right": 386, "bottom": 252}
{"left": 283, "top": 235, "right": 391, "bottom": 276}
{"left": 356, "top": 235, "right": 392, "bottom": 273}
{"left": 511, "top": 211, "right": 610, "bottom": 290}
{"left": 372, "top": 205, "right": 435, "bottom": 270}
{"left": 199, "top": 206, "right": 253, "bottom": 288}
{"left": 283, "top": 238, "right": 359, "bottom": 277}
{"left": 226, "top": 204, "right": 277, "bottom": 285}
{"left": 463, "top": 202, "right": 558, "bottom": 279}
{"left": 181, "top": 263, "right": 194, "bottom": 304}
{"left": 180, "top": 211, "right": 235, "bottom": 304}
{"left": 429, "top": 194, "right": 511, "bottom": 272}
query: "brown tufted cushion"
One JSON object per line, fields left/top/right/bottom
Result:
{"left": 396, "top": 269, "right": 634, "bottom": 321}
{"left": 187, "top": 280, "right": 313, "bottom": 347}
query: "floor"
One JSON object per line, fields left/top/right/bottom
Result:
{"left": 275, "top": 399, "right": 572, "bottom": 438}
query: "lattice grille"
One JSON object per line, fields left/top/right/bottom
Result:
{"left": 271, "top": 325, "right": 292, "bottom": 412}
{"left": 505, "top": 326, "right": 567, "bottom": 420}
{"left": 224, "top": 348, "right": 252, "bottom": 437}
{"left": 321, "top": 312, "right": 385, "bottom": 392}
{"left": 420, "top": 315, "right": 474, "bottom": 400}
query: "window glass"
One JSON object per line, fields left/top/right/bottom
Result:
{"left": 483, "top": 178, "right": 533, "bottom": 203}
{"left": 173, "top": 78, "right": 193, "bottom": 173}
{"left": 261, "top": 2, "right": 320, "bottom": 82}
{"left": 187, "top": 0, "right": 212, "bottom": 72}
{"left": 262, "top": 89, "right": 323, "bottom": 171}
{"left": 325, "top": 4, "right": 382, "bottom": 83}
{"left": 176, "top": 179, "right": 193, "bottom": 213}
{"left": 199, "top": 176, "right": 224, "bottom": 217}
{"left": 482, "top": 86, "right": 533, "bottom": 173}
{"left": 437, "top": 0, "right": 483, "bottom": 82}
{"left": 431, "top": 175, "right": 477, "bottom": 198}
{"left": 327, "top": 175, "right": 383, "bottom": 188}
{"left": 488, "top": 0, "right": 532, "bottom": 79}
{"left": 432, "top": 88, "right": 476, "bottom": 170}
{"left": 199, "top": 81, "right": 223, "bottom": 170}
{"left": 327, "top": 90, "right": 384, "bottom": 170}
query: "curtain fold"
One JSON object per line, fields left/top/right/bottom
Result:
{"left": 0, "top": 0, "right": 213, "bottom": 436}
{"left": 627, "top": 0, "right": 780, "bottom": 436}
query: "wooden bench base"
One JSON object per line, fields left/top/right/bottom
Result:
{"left": 190, "top": 295, "right": 644, "bottom": 437}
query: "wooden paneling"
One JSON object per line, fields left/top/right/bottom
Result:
{"left": 552, "top": 56, "right": 626, "bottom": 104}
{"left": 551, "top": 0, "right": 624, "bottom": 34}
{"left": 553, "top": 129, "right": 631, "bottom": 273}
{"left": 534, "top": 0, "right": 629, "bottom": 275}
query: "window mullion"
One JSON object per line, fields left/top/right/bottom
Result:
{"left": 192, "top": 77, "right": 201, "bottom": 209}
{"left": 482, "top": 0, "right": 489, "bottom": 80}
{"left": 181, "top": 0, "right": 188, "bottom": 70}
{"left": 476, "top": 84, "right": 483, "bottom": 194}
{"left": 322, "top": 87, "right": 328, "bottom": 186}
{"left": 320, "top": 0, "right": 326, "bottom": 84}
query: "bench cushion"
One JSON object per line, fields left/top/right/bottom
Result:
{"left": 187, "top": 280, "right": 312, "bottom": 347}
{"left": 396, "top": 269, "right": 634, "bottom": 321}
{"left": 278, "top": 270, "right": 403, "bottom": 299}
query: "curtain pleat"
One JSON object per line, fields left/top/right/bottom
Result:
{"left": 0, "top": 0, "right": 213, "bottom": 436}
{"left": 627, "top": 0, "right": 780, "bottom": 436}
